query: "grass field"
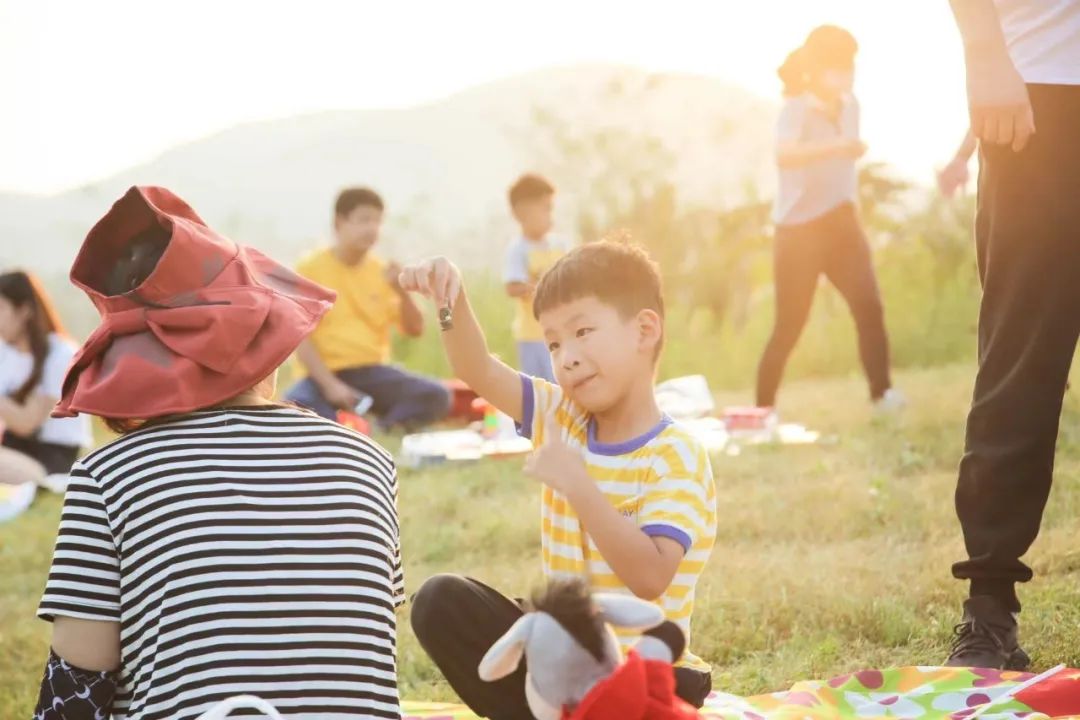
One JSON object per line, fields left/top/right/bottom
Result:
{"left": 1, "top": 362, "right": 1078, "bottom": 717}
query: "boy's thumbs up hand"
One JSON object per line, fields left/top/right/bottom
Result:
{"left": 524, "top": 411, "right": 589, "bottom": 495}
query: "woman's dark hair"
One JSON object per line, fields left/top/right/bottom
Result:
{"left": 778, "top": 25, "right": 858, "bottom": 97}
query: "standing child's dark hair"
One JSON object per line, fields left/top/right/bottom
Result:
{"left": 778, "top": 25, "right": 858, "bottom": 96}
{"left": 508, "top": 173, "right": 555, "bottom": 208}
{"left": 0, "top": 271, "right": 66, "bottom": 404}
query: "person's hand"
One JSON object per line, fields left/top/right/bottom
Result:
{"left": 384, "top": 261, "right": 403, "bottom": 291}
{"left": 320, "top": 377, "right": 362, "bottom": 411}
{"left": 842, "top": 139, "right": 868, "bottom": 159}
{"left": 965, "top": 49, "right": 1035, "bottom": 152}
{"left": 524, "top": 414, "right": 590, "bottom": 496}
{"left": 937, "top": 157, "right": 971, "bottom": 198}
{"left": 398, "top": 257, "right": 463, "bottom": 309}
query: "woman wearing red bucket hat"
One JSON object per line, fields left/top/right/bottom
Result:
{"left": 32, "top": 187, "right": 406, "bottom": 720}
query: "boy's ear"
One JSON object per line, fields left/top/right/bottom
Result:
{"left": 636, "top": 309, "right": 663, "bottom": 355}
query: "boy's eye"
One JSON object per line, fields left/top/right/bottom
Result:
{"left": 547, "top": 342, "right": 560, "bottom": 352}
{"left": 575, "top": 327, "right": 594, "bottom": 338}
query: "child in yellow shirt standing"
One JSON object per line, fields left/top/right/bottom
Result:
{"left": 401, "top": 241, "right": 718, "bottom": 717}
{"left": 503, "top": 174, "right": 570, "bottom": 382}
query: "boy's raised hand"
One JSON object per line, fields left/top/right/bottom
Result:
{"left": 397, "top": 257, "right": 463, "bottom": 310}
{"left": 524, "top": 412, "right": 589, "bottom": 495}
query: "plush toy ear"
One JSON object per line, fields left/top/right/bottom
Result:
{"left": 594, "top": 593, "right": 665, "bottom": 631}
{"left": 478, "top": 614, "right": 536, "bottom": 682}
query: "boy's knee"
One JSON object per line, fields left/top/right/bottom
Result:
{"left": 410, "top": 573, "right": 468, "bottom": 637}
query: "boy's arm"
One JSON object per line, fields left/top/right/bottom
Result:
{"left": 399, "top": 258, "right": 524, "bottom": 421}
{"left": 385, "top": 262, "right": 424, "bottom": 338}
{"left": 937, "top": 130, "right": 977, "bottom": 197}
{"left": 777, "top": 138, "right": 865, "bottom": 168}
{"left": 948, "top": 0, "right": 1035, "bottom": 151}
{"left": 505, "top": 281, "right": 534, "bottom": 299}
{"left": 525, "top": 415, "right": 683, "bottom": 601}
{"left": 294, "top": 339, "right": 361, "bottom": 411}
{"left": 504, "top": 242, "right": 533, "bottom": 299}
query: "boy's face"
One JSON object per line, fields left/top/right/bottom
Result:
{"left": 512, "top": 194, "right": 554, "bottom": 240}
{"left": 334, "top": 205, "right": 382, "bottom": 254}
{"left": 540, "top": 296, "right": 661, "bottom": 413}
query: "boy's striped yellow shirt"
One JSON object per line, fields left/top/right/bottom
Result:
{"left": 519, "top": 374, "right": 718, "bottom": 671}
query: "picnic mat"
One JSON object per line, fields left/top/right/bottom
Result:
{"left": 401, "top": 665, "right": 1080, "bottom": 719}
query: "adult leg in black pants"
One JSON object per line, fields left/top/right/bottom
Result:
{"left": 948, "top": 84, "right": 1080, "bottom": 669}
{"left": 411, "top": 574, "right": 714, "bottom": 715}
{"left": 821, "top": 205, "right": 893, "bottom": 401}
{"left": 756, "top": 203, "right": 894, "bottom": 407}
{"left": 411, "top": 575, "right": 532, "bottom": 720}
{"left": 755, "top": 221, "right": 825, "bottom": 408}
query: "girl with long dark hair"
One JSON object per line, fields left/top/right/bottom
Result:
{"left": 0, "top": 270, "right": 91, "bottom": 487}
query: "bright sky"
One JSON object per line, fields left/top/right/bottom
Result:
{"left": 0, "top": 0, "right": 970, "bottom": 195}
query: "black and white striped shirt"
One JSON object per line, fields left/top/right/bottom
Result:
{"left": 38, "top": 406, "right": 404, "bottom": 720}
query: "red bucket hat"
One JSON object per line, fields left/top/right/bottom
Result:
{"left": 53, "top": 186, "right": 336, "bottom": 420}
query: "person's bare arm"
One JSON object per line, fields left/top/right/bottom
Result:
{"left": 949, "top": 0, "right": 1035, "bottom": 151}
{"left": 938, "top": 130, "right": 978, "bottom": 197}
{"left": 777, "top": 138, "right": 865, "bottom": 168}
{"left": 399, "top": 258, "right": 523, "bottom": 421}
{"left": 505, "top": 281, "right": 533, "bottom": 299}
{"left": 0, "top": 392, "right": 54, "bottom": 437}
{"left": 395, "top": 286, "right": 424, "bottom": 338}
{"left": 294, "top": 339, "right": 359, "bottom": 410}
{"left": 51, "top": 616, "right": 122, "bottom": 672}
{"left": 385, "top": 261, "right": 423, "bottom": 338}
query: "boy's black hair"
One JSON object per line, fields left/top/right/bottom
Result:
{"left": 532, "top": 238, "right": 665, "bottom": 356}
{"left": 335, "top": 187, "right": 384, "bottom": 218}
{"left": 508, "top": 173, "right": 555, "bottom": 208}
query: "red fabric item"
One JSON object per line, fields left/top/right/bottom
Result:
{"left": 53, "top": 186, "right": 336, "bottom": 420}
{"left": 563, "top": 652, "right": 701, "bottom": 720}
{"left": 1015, "top": 668, "right": 1080, "bottom": 717}
{"left": 444, "top": 379, "right": 483, "bottom": 422}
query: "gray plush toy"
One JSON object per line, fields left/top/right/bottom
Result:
{"left": 478, "top": 579, "right": 687, "bottom": 720}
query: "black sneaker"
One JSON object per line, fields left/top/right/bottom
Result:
{"left": 946, "top": 596, "right": 1031, "bottom": 670}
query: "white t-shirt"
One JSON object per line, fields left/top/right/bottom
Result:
{"left": 0, "top": 334, "right": 92, "bottom": 448}
{"left": 994, "top": 0, "right": 1080, "bottom": 85}
{"left": 773, "top": 93, "right": 860, "bottom": 226}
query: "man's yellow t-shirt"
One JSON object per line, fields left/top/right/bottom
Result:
{"left": 295, "top": 248, "right": 400, "bottom": 371}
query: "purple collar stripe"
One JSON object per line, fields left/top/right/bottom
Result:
{"left": 587, "top": 415, "right": 673, "bottom": 456}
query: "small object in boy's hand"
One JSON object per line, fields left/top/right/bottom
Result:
{"left": 439, "top": 305, "right": 453, "bottom": 331}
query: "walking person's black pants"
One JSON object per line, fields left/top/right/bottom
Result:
{"left": 410, "top": 574, "right": 712, "bottom": 719}
{"left": 952, "top": 84, "right": 1080, "bottom": 612}
{"left": 756, "top": 202, "right": 893, "bottom": 407}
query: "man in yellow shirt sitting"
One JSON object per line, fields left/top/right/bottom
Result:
{"left": 285, "top": 187, "right": 450, "bottom": 431}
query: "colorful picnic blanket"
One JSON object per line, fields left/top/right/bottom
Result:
{"left": 401, "top": 666, "right": 1080, "bottom": 719}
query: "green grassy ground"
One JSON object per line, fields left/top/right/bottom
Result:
{"left": 2, "top": 363, "right": 1078, "bottom": 717}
